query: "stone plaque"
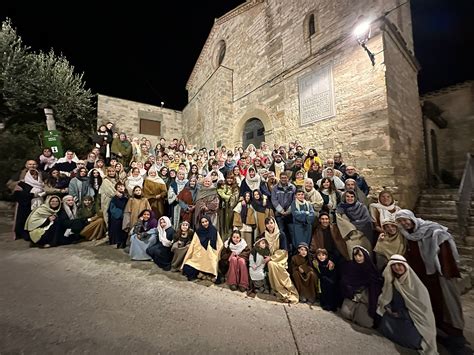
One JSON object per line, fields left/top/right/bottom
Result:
{"left": 298, "top": 63, "right": 335, "bottom": 125}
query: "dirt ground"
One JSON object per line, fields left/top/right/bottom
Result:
{"left": 0, "top": 206, "right": 472, "bottom": 354}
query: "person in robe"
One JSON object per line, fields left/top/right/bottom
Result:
{"left": 43, "top": 169, "right": 69, "bottom": 198}
{"left": 93, "top": 124, "right": 112, "bottom": 163}
{"left": 250, "top": 189, "right": 273, "bottom": 237}
{"left": 168, "top": 170, "right": 189, "bottom": 230}
{"left": 261, "top": 217, "right": 299, "bottom": 303}
{"left": 395, "top": 209, "right": 466, "bottom": 349}
{"left": 25, "top": 195, "right": 62, "bottom": 248}
{"left": 239, "top": 166, "right": 261, "bottom": 197}
{"left": 55, "top": 150, "right": 78, "bottom": 176}
{"left": 219, "top": 230, "right": 250, "bottom": 292}
{"left": 182, "top": 216, "right": 223, "bottom": 282}
{"left": 337, "top": 190, "right": 374, "bottom": 245}
{"left": 55, "top": 195, "right": 87, "bottom": 245}
{"left": 88, "top": 168, "right": 103, "bottom": 201}
{"left": 143, "top": 167, "right": 167, "bottom": 219}
{"left": 290, "top": 189, "right": 315, "bottom": 250}
{"left": 291, "top": 242, "right": 317, "bottom": 303}
{"left": 369, "top": 190, "right": 401, "bottom": 234}
{"left": 146, "top": 216, "right": 175, "bottom": 270}
{"left": 249, "top": 236, "right": 271, "bottom": 294}
{"left": 344, "top": 178, "right": 368, "bottom": 207}
{"left": 216, "top": 174, "right": 240, "bottom": 239}
{"left": 129, "top": 209, "right": 158, "bottom": 261}
{"left": 373, "top": 220, "right": 406, "bottom": 271}
{"left": 99, "top": 167, "right": 118, "bottom": 228}
{"left": 193, "top": 176, "right": 219, "bottom": 229}
{"left": 268, "top": 153, "right": 286, "bottom": 180}
{"left": 317, "top": 167, "right": 345, "bottom": 191}
{"left": 233, "top": 191, "right": 257, "bottom": 246}
{"left": 177, "top": 177, "right": 198, "bottom": 227}
{"left": 78, "top": 195, "right": 106, "bottom": 242}
{"left": 108, "top": 182, "right": 129, "bottom": 248}
{"left": 111, "top": 132, "right": 132, "bottom": 167}
{"left": 317, "top": 178, "right": 340, "bottom": 222}
{"left": 303, "top": 178, "right": 323, "bottom": 214}
{"left": 69, "top": 167, "right": 95, "bottom": 206}
{"left": 122, "top": 186, "right": 151, "bottom": 234}
{"left": 170, "top": 221, "right": 194, "bottom": 272}
{"left": 377, "top": 255, "right": 437, "bottom": 354}
{"left": 114, "top": 163, "right": 127, "bottom": 183}
{"left": 340, "top": 246, "right": 382, "bottom": 328}
{"left": 125, "top": 167, "right": 144, "bottom": 196}
{"left": 313, "top": 248, "right": 339, "bottom": 312}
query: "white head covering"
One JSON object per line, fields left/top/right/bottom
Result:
{"left": 157, "top": 216, "right": 172, "bottom": 247}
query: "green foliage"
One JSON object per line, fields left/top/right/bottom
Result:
{"left": 0, "top": 18, "right": 96, "bottom": 161}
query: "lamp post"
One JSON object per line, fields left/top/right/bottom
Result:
{"left": 44, "top": 107, "right": 56, "bottom": 131}
{"left": 42, "top": 107, "right": 64, "bottom": 157}
{"left": 354, "top": 20, "right": 376, "bottom": 66}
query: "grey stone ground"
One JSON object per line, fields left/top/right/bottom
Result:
{"left": 0, "top": 206, "right": 472, "bottom": 354}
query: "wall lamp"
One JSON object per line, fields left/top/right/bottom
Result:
{"left": 354, "top": 20, "right": 375, "bottom": 66}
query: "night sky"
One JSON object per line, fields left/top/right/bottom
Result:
{"left": 1, "top": 0, "right": 472, "bottom": 111}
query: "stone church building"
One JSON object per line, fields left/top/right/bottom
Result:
{"left": 98, "top": 0, "right": 425, "bottom": 208}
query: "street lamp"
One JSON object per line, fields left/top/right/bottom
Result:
{"left": 354, "top": 20, "right": 375, "bottom": 66}
{"left": 44, "top": 107, "right": 57, "bottom": 131}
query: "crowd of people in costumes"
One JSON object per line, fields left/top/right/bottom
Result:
{"left": 7, "top": 121, "right": 468, "bottom": 354}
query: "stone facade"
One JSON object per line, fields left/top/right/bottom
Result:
{"left": 422, "top": 81, "right": 474, "bottom": 182}
{"left": 96, "top": 94, "right": 183, "bottom": 142}
{"left": 182, "top": 0, "right": 424, "bottom": 208}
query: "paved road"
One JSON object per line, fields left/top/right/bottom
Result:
{"left": 0, "top": 209, "right": 471, "bottom": 354}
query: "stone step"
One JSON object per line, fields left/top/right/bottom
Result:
{"left": 421, "top": 188, "right": 459, "bottom": 195}
{"left": 417, "top": 200, "right": 457, "bottom": 207}
{"left": 415, "top": 206, "right": 457, "bottom": 215}
{"left": 416, "top": 213, "right": 459, "bottom": 222}
{"left": 418, "top": 194, "right": 459, "bottom": 201}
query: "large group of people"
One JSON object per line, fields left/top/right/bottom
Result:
{"left": 7, "top": 121, "right": 467, "bottom": 354}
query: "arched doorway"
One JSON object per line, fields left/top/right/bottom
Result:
{"left": 242, "top": 118, "right": 265, "bottom": 148}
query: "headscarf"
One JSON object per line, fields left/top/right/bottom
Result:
{"left": 24, "top": 170, "right": 44, "bottom": 193}
{"left": 25, "top": 195, "right": 62, "bottom": 231}
{"left": 373, "top": 220, "right": 406, "bottom": 260}
{"left": 196, "top": 216, "right": 218, "bottom": 249}
{"left": 62, "top": 195, "right": 78, "bottom": 220}
{"left": 146, "top": 168, "right": 166, "bottom": 185}
{"left": 369, "top": 190, "right": 399, "bottom": 222}
{"left": 337, "top": 190, "right": 373, "bottom": 238}
{"left": 345, "top": 178, "right": 368, "bottom": 206}
{"left": 251, "top": 190, "right": 267, "bottom": 213}
{"left": 244, "top": 166, "right": 261, "bottom": 191}
{"left": 377, "top": 255, "right": 437, "bottom": 354}
{"left": 137, "top": 209, "right": 158, "bottom": 231}
{"left": 224, "top": 236, "right": 248, "bottom": 255}
{"left": 264, "top": 217, "right": 281, "bottom": 255}
{"left": 394, "top": 209, "right": 460, "bottom": 275}
{"left": 341, "top": 246, "right": 382, "bottom": 318}
{"left": 157, "top": 216, "right": 173, "bottom": 247}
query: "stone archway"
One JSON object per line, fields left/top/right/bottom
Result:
{"left": 233, "top": 107, "right": 274, "bottom": 148}
{"left": 242, "top": 118, "right": 265, "bottom": 148}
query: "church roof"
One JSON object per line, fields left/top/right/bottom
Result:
{"left": 421, "top": 80, "right": 474, "bottom": 100}
{"left": 185, "top": 0, "right": 264, "bottom": 91}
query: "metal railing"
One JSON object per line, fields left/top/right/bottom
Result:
{"left": 457, "top": 153, "right": 474, "bottom": 242}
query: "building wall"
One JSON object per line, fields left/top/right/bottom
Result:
{"left": 423, "top": 82, "right": 474, "bottom": 180}
{"left": 97, "top": 94, "right": 183, "bottom": 142}
{"left": 183, "top": 0, "right": 419, "bottom": 205}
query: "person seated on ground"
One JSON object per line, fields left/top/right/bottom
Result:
{"left": 261, "top": 217, "right": 299, "bottom": 304}
{"left": 219, "top": 230, "right": 250, "bottom": 292}
{"left": 129, "top": 209, "right": 158, "bottom": 261}
{"left": 337, "top": 190, "right": 374, "bottom": 246}
{"left": 249, "top": 236, "right": 271, "bottom": 294}
{"left": 78, "top": 195, "right": 106, "bottom": 243}
{"left": 373, "top": 220, "right": 406, "bottom": 272}
{"left": 233, "top": 191, "right": 256, "bottom": 246}
{"left": 25, "top": 195, "right": 62, "bottom": 248}
{"left": 291, "top": 242, "right": 317, "bottom": 304}
{"left": 313, "top": 248, "right": 339, "bottom": 312}
{"left": 377, "top": 255, "right": 437, "bottom": 354}
{"left": 395, "top": 209, "right": 466, "bottom": 350}
{"left": 147, "top": 216, "right": 175, "bottom": 270}
{"left": 340, "top": 246, "right": 382, "bottom": 328}
{"left": 55, "top": 195, "right": 87, "bottom": 245}
{"left": 342, "top": 166, "right": 369, "bottom": 196}
{"left": 182, "top": 216, "right": 223, "bottom": 282}
{"left": 108, "top": 182, "right": 129, "bottom": 249}
{"left": 369, "top": 190, "right": 401, "bottom": 235}
{"left": 290, "top": 188, "right": 315, "bottom": 250}
{"left": 170, "top": 221, "right": 194, "bottom": 272}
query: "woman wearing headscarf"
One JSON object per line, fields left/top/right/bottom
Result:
{"left": 129, "top": 209, "right": 158, "bottom": 261}
{"left": 69, "top": 167, "right": 95, "bottom": 206}
{"left": 43, "top": 169, "right": 69, "bottom": 198}
{"left": 25, "top": 195, "right": 62, "bottom": 248}
{"left": 143, "top": 168, "right": 168, "bottom": 219}
{"left": 262, "top": 217, "right": 299, "bottom": 303}
{"left": 239, "top": 166, "right": 261, "bottom": 197}
{"left": 317, "top": 167, "right": 345, "bottom": 191}
{"left": 114, "top": 163, "right": 127, "bottom": 183}
{"left": 251, "top": 189, "right": 273, "bottom": 237}
{"left": 303, "top": 178, "right": 323, "bottom": 214}
{"left": 337, "top": 190, "right": 374, "bottom": 245}
{"left": 168, "top": 170, "right": 189, "bottom": 230}
{"left": 147, "top": 216, "right": 175, "bottom": 270}
{"left": 377, "top": 255, "right": 437, "bottom": 354}
{"left": 369, "top": 190, "right": 401, "bottom": 234}
{"left": 125, "top": 167, "right": 144, "bottom": 196}
{"left": 78, "top": 195, "right": 106, "bottom": 242}
{"left": 111, "top": 132, "right": 133, "bottom": 167}
{"left": 182, "top": 216, "right": 223, "bottom": 282}
{"left": 93, "top": 124, "right": 112, "bottom": 162}
{"left": 193, "top": 176, "right": 219, "bottom": 229}
{"left": 395, "top": 209, "right": 465, "bottom": 347}
{"left": 340, "top": 246, "right": 382, "bottom": 328}
{"left": 373, "top": 220, "right": 406, "bottom": 271}
{"left": 170, "top": 221, "right": 194, "bottom": 271}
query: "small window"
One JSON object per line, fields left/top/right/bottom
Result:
{"left": 140, "top": 119, "right": 161, "bottom": 136}
{"left": 217, "top": 40, "right": 226, "bottom": 66}
{"left": 308, "top": 14, "right": 316, "bottom": 37}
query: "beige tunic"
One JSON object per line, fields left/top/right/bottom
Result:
{"left": 181, "top": 233, "right": 223, "bottom": 276}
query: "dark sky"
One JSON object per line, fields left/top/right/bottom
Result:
{"left": 1, "top": 0, "right": 472, "bottom": 110}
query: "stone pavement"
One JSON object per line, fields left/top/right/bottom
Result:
{"left": 0, "top": 205, "right": 472, "bottom": 354}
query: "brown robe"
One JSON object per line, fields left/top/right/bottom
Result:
{"left": 143, "top": 179, "right": 167, "bottom": 219}
{"left": 291, "top": 254, "right": 318, "bottom": 302}
{"left": 177, "top": 187, "right": 196, "bottom": 226}
{"left": 122, "top": 197, "right": 151, "bottom": 232}
{"left": 310, "top": 225, "right": 350, "bottom": 261}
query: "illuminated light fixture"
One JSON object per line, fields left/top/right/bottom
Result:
{"left": 354, "top": 20, "right": 375, "bottom": 66}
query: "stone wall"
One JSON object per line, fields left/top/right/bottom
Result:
{"left": 96, "top": 95, "right": 183, "bottom": 142}
{"left": 422, "top": 82, "right": 474, "bottom": 180}
{"left": 183, "top": 0, "right": 420, "bottom": 206}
